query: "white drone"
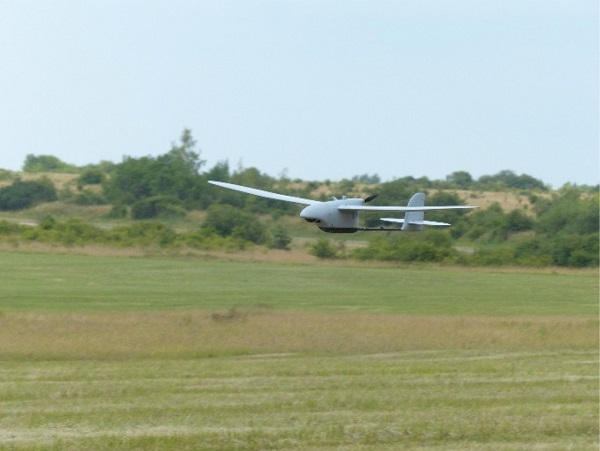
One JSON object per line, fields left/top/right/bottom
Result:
{"left": 209, "top": 180, "right": 477, "bottom": 233}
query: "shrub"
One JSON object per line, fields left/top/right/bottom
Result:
{"left": 72, "top": 189, "right": 107, "bottom": 205}
{"left": 106, "top": 204, "right": 128, "bottom": 219}
{"left": 78, "top": 168, "right": 105, "bottom": 186}
{"left": 25, "top": 218, "right": 105, "bottom": 246}
{"left": 183, "top": 229, "right": 247, "bottom": 251}
{"left": 0, "top": 178, "right": 57, "bottom": 210}
{"left": 0, "top": 169, "right": 13, "bottom": 181}
{"left": 22, "top": 154, "right": 77, "bottom": 172}
{"left": 506, "top": 209, "right": 533, "bottom": 232}
{"left": 310, "top": 238, "right": 338, "bottom": 259}
{"left": 352, "top": 234, "right": 456, "bottom": 263}
{"left": 131, "top": 196, "right": 186, "bottom": 219}
{"left": 267, "top": 224, "right": 291, "bottom": 250}
{"left": 202, "top": 204, "right": 266, "bottom": 244}
{"left": 39, "top": 215, "right": 56, "bottom": 230}
{"left": 0, "top": 220, "right": 23, "bottom": 235}
{"left": 107, "top": 222, "right": 178, "bottom": 247}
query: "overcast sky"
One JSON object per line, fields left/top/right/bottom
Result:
{"left": 1, "top": 1, "right": 597, "bottom": 187}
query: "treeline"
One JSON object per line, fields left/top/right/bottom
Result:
{"left": 0, "top": 129, "right": 597, "bottom": 267}
{"left": 309, "top": 187, "right": 598, "bottom": 268}
{"left": 357, "top": 198, "right": 597, "bottom": 268}
{"left": 3, "top": 129, "right": 596, "bottom": 217}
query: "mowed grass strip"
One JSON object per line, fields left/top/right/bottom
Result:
{"left": 0, "top": 251, "right": 597, "bottom": 315}
{"left": 0, "top": 351, "right": 597, "bottom": 450}
{"left": 0, "top": 311, "right": 596, "bottom": 360}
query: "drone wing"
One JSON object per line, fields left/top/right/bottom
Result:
{"left": 380, "top": 218, "right": 451, "bottom": 226}
{"left": 338, "top": 205, "right": 477, "bottom": 212}
{"left": 208, "top": 181, "right": 319, "bottom": 205}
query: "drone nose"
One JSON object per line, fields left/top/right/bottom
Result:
{"left": 300, "top": 205, "right": 321, "bottom": 223}
{"left": 300, "top": 205, "right": 311, "bottom": 218}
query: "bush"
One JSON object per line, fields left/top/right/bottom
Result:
{"left": 72, "top": 188, "right": 107, "bottom": 205}
{"left": 22, "top": 154, "right": 77, "bottom": 173}
{"left": 0, "top": 169, "right": 13, "bottom": 181}
{"left": 202, "top": 204, "right": 266, "bottom": 244}
{"left": 131, "top": 196, "right": 186, "bottom": 219}
{"left": 78, "top": 168, "right": 105, "bottom": 186}
{"left": 352, "top": 234, "right": 456, "bottom": 263}
{"left": 310, "top": 238, "right": 338, "bottom": 259}
{"left": 506, "top": 209, "right": 533, "bottom": 232}
{"left": 107, "top": 222, "right": 178, "bottom": 247}
{"left": 39, "top": 215, "right": 56, "bottom": 230}
{"left": 267, "top": 224, "right": 291, "bottom": 250}
{"left": 183, "top": 229, "right": 247, "bottom": 251}
{"left": 0, "top": 220, "right": 24, "bottom": 235}
{"left": 21, "top": 217, "right": 105, "bottom": 246}
{"left": 106, "top": 204, "right": 128, "bottom": 219}
{"left": 0, "top": 178, "right": 57, "bottom": 210}
{"left": 0, "top": 215, "right": 258, "bottom": 250}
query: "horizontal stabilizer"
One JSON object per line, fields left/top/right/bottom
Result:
{"left": 380, "top": 218, "right": 451, "bottom": 227}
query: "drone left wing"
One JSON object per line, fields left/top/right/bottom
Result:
{"left": 208, "top": 181, "right": 319, "bottom": 205}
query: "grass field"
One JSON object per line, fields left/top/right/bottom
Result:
{"left": 0, "top": 251, "right": 598, "bottom": 449}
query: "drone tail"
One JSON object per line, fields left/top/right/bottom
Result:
{"left": 402, "top": 193, "right": 425, "bottom": 231}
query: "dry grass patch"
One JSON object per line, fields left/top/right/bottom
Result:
{"left": 16, "top": 172, "right": 78, "bottom": 190}
{"left": 435, "top": 189, "right": 543, "bottom": 211}
{"left": 0, "top": 311, "right": 596, "bottom": 360}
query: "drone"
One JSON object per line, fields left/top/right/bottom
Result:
{"left": 209, "top": 180, "right": 477, "bottom": 233}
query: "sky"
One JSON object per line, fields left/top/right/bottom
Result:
{"left": 0, "top": 0, "right": 598, "bottom": 187}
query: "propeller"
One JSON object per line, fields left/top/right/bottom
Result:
{"left": 364, "top": 194, "right": 378, "bottom": 203}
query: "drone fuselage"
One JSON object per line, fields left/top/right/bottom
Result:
{"left": 300, "top": 198, "right": 362, "bottom": 233}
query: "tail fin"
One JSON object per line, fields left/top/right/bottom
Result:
{"left": 402, "top": 193, "right": 425, "bottom": 231}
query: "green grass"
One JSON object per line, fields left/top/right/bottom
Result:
{"left": 1, "top": 351, "right": 597, "bottom": 450}
{"left": 0, "top": 252, "right": 596, "bottom": 315}
{"left": 0, "top": 250, "right": 597, "bottom": 449}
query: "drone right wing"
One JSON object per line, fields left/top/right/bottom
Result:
{"left": 338, "top": 205, "right": 477, "bottom": 212}
{"left": 208, "top": 181, "right": 319, "bottom": 205}
{"left": 380, "top": 218, "right": 451, "bottom": 227}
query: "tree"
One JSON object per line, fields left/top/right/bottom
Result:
{"left": 427, "top": 191, "right": 467, "bottom": 225}
{"left": 105, "top": 129, "right": 207, "bottom": 208}
{"left": 166, "top": 128, "right": 205, "bottom": 174}
{"left": 477, "top": 170, "right": 546, "bottom": 190}
{"left": 0, "top": 178, "right": 57, "bottom": 210}
{"left": 445, "top": 171, "right": 473, "bottom": 188}
{"left": 77, "top": 168, "right": 105, "bottom": 186}
{"left": 352, "top": 173, "right": 381, "bottom": 184}
{"left": 23, "top": 154, "right": 77, "bottom": 173}
{"left": 131, "top": 196, "right": 186, "bottom": 219}
{"left": 205, "top": 161, "right": 230, "bottom": 182}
